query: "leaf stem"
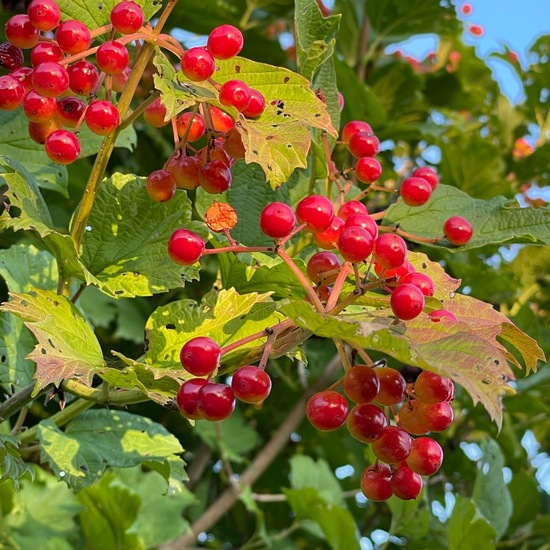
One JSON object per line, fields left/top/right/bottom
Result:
{"left": 118, "top": 90, "right": 160, "bottom": 131}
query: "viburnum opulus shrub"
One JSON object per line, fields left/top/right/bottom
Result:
{"left": 0, "top": 0, "right": 548, "bottom": 547}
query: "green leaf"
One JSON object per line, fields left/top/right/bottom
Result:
{"left": 384, "top": 184, "right": 550, "bottom": 250}
{"left": 57, "top": 0, "right": 161, "bottom": 30}
{"left": 154, "top": 50, "right": 337, "bottom": 188}
{"left": 508, "top": 471, "right": 542, "bottom": 527}
{"left": 472, "top": 439, "right": 512, "bottom": 540}
{"left": 0, "top": 289, "right": 106, "bottom": 392}
{"left": 194, "top": 408, "right": 262, "bottom": 463}
{"left": 37, "top": 409, "right": 186, "bottom": 493}
{"left": 448, "top": 496, "right": 497, "bottom": 550}
{"left": 387, "top": 494, "right": 430, "bottom": 540}
{"left": 81, "top": 172, "right": 203, "bottom": 298}
{"left": 284, "top": 487, "right": 360, "bottom": 550}
{"left": 0, "top": 435, "right": 35, "bottom": 489}
{"left": 76, "top": 473, "right": 143, "bottom": 550}
{"left": 0, "top": 313, "right": 35, "bottom": 391}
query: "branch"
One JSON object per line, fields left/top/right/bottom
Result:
{"left": 0, "top": 382, "right": 45, "bottom": 423}
{"left": 160, "top": 354, "right": 342, "bottom": 549}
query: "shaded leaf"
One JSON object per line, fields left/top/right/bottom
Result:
{"left": 387, "top": 493, "right": 430, "bottom": 540}
{"left": 0, "top": 435, "right": 35, "bottom": 489}
{"left": 448, "top": 496, "right": 496, "bottom": 550}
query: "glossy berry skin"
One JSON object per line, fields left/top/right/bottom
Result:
{"left": 207, "top": 25, "right": 244, "bottom": 59}
{"left": 306, "top": 391, "right": 349, "bottom": 431}
{"left": 260, "top": 202, "right": 296, "bottom": 239}
{"left": 55, "top": 20, "right": 92, "bottom": 55}
{"left": 306, "top": 251, "right": 341, "bottom": 285}
{"left": 337, "top": 226, "right": 374, "bottom": 263}
{"left": 414, "top": 371, "right": 454, "bottom": 403}
{"left": 198, "top": 160, "right": 232, "bottom": 194}
{"left": 176, "top": 112, "right": 205, "bottom": 141}
{"left": 180, "top": 336, "right": 221, "bottom": 377}
{"left": 347, "top": 403, "right": 387, "bottom": 442}
{"left": 374, "top": 259, "right": 414, "bottom": 281}
{"left": 400, "top": 176, "right": 433, "bottom": 206}
{"left": 56, "top": 96, "right": 86, "bottom": 128}
{"left": 44, "top": 129, "right": 80, "bottom": 165}
{"left": 30, "top": 43, "right": 64, "bottom": 66}
{"left": 146, "top": 170, "right": 177, "bottom": 202}
{"left": 5, "top": 15, "right": 40, "bottom": 49}
{"left": 375, "top": 367, "right": 407, "bottom": 406}
{"left": 296, "top": 195, "right": 334, "bottom": 233}
{"left": 32, "top": 62, "right": 70, "bottom": 98}
{"left": 219, "top": 79, "right": 251, "bottom": 111}
{"left": 0, "top": 42, "right": 24, "bottom": 70}
{"left": 111, "top": 66, "right": 131, "bottom": 92}
{"left": 176, "top": 378, "right": 208, "bottom": 420}
{"left": 110, "top": 1, "right": 144, "bottom": 34}
{"left": 231, "top": 366, "right": 272, "bottom": 404}
{"left": 165, "top": 154, "right": 200, "bottom": 190}
{"left": 372, "top": 426, "right": 412, "bottom": 463}
{"left": 85, "top": 100, "right": 120, "bottom": 135}
{"left": 443, "top": 216, "right": 473, "bottom": 245}
{"left": 417, "top": 401, "right": 454, "bottom": 432}
{"left": 210, "top": 106, "right": 235, "bottom": 132}
{"left": 23, "top": 90, "right": 58, "bottom": 122}
{"left": 197, "top": 383, "right": 236, "bottom": 421}
{"left": 390, "top": 464, "right": 423, "bottom": 500}
{"left": 181, "top": 47, "right": 215, "bottom": 82}
{"left": 168, "top": 229, "right": 205, "bottom": 265}
{"left": 313, "top": 216, "right": 345, "bottom": 250}
{"left": 406, "top": 437, "right": 443, "bottom": 475}
{"left": 96, "top": 40, "right": 129, "bottom": 75}
{"left": 143, "top": 97, "right": 168, "bottom": 127}
{"left": 361, "top": 464, "right": 393, "bottom": 502}
{"left": 348, "top": 131, "right": 380, "bottom": 158}
{"left": 356, "top": 156, "right": 382, "bottom": 184}
{"left": 198, "top": 141, "right": 233, "bottom": 167}
{"left": 341, "top": 120, "right": 372, "bottom": 143}
{"left": 0, "top": 75, "right": 25, "bottom": 110}
{"left": 399, "top": 400, "right": 428, "bottom": 435}
{"left": 28, "top": 119, "right": 60, "bottom": 144}
{"left": 400, "top": 272, "right": 434, "bottom": 297}
{"left": 345, "top": 213, "right": 379, "bottom": 239}
{"left": 343, "top": 366, "right": 380, "bottom": 404}
{"left": 337, "top": 200, "right": 367, "bottom": 221}
{"left": 412, "top": 166, "right": 439, "bottom": 190}
{"left": 391, "top": 283, "right": 425, "bottom": 320}
{"left": 67, "top": 60, "right": 100, "bottom": 95}
{"left": 28, "top": 0, "right": 61, "bottom": 31}
{"left": 10, "top": 67, "right": 34, "bottom": 92}
{"left": 242, "top": 88, "right": 266, "bottom": 118}
{"left": 373, "top": 233, "right": 407, "bottom": 270}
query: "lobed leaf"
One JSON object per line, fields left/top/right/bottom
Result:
{"left": 0, "top": 435, "right": 35, "bottom": 489}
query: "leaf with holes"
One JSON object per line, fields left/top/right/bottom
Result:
{"left": 0, "top": 289, "right": 105, "bottom": 392}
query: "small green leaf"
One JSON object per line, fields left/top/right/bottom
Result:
{"left": 384, "top": 184, "right": 550, "bottom": 250}
{"left": 0, "top": 313, "right": 35, "bottom": 391}
{"left": 81, "top": 172, "right": 203, "bottom": 298}
{"left": 387, "top": 493, "right": 430, "bottom": 540}
{"left": 37, "top": 409, "right": 186, "bottom": 492}
{"left": 448, "top": 496, "right": 497, "bottom": 550}
{"left": 1, "top": 289, "right": 106, "bottom": 392}
{"left": 0, "top": 435, "right": 35, "bottom": 489}
{"left": 508, "top": 471, "right": 542, "bottom": 527}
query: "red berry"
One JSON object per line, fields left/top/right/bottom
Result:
{"left": 296, "top": 195, "right": 334, "bottom": 233}
{"left": 241, "top": 88, "right": 266, "bottom": 118}
{"left": 96, "top": 40, "right": 129, "bottom": 75}
{"left": 143, "top": 97, "right": 168, "bottom": 127}
{"left": 5, "top": 15, "right": 40, "bottom": 49}
{"left": 347, "top": 403, "right": 388, "bottom": 442}
{"left": 168, "top": 229, "right": 205, "bottom": 265}
{"left": 306, "top": 251, "right": 342, "bottom": 285}
{"left": 348, "top": 131, "right": 380, "bottom": 158}
{"left": 28, "top": 0, "right": 61, "bottom": 32}
{"left": 181, "top": 47, "right": 215, "bottom": 82}
{"left": 210, "top": 106, "right": 235, "bottom": 132}
{"left": 197, "top": 383, "right": 235, "bottom": 421}
{"left": 23, "top": 90, "right": 58, "bottom": 122}
{"left": 461, "top": 3, "right": 472, "bottom": 15}
{"left": 30, "top": 42, "right": 63, "bottom": 67}
{"left": 198, "top": 160, "right": 232, "bottom": 194}
{"left": 375, "top": 367, "right": 407, "bottom": 406}
{"left": 361, "top": 464, "right": 393, "bottom": 502}
{"left": 207, "top": 25, "right": 244, "bottom": 60}
{"left": 399, "top": 400, "right": 428, "bottom": 435}
{"left": 400, "top": 176, "right": 433, "bottom": 206}
{"left": 0, "top": 42, "right": 24, "bottom": 70}
{"left": 406, "top": 437, "right": 443, "bottom": 475}
{"left": 344, "top": 213, "right": 379, "bottom": 240}
{"left": 443, "top": 216, "right": 473, "bottom": 245}
{"left": 67, "top": 60, "right": 100, "bottom": 95}
{"left": 176, "top": 378, "right": 208, "bottom": 420}
{"left": 56, "top": 96, "right": 86, "bottom": 128}
{"left": 44, "top": 129, "right": 80, "bottom": 164}
{"left": 373, "top": 233, "right": 407, "bottom": 270}
{"left": 355, "top": 157, "right": 382, "bottom": 184}
{"left": 260, "top": 202, "right": 296, "bottom": 239}
{"left": 337, "top": 200, "right": 367, "bottom": 221}
{"left": 417, "top": 401, "right": 454, "bottom": 432}
{"left": 223, "top": 128, "right": 246, "bottom": 159}
{"left": 412, "top": 166, "right": 438, "bottom": 190}
{"left": 55, "top": 20, "right": 91, "bottom": 55}
{"left": 0, "top": 75, "right": 25, "bottom": 111}
{"left": 469, "top": 24, "right": 484, "bottom": 37}
{"left": 391, "top": 283, "right": 425, "bottom": 320}
{"left": 399, "top": 272, "right": 434, "bottom": 297}
{"left": 390, "top": 464, "right": 423, "bottom": 500}
{"left": 111, "top": 66, "right": 131, "bottom": 92}
{"left": 10, "top": 67, "right": 34, "bottom": 92}
{"left": 372, "top": 426, "right": 412, "bottom": 463}
{"left": 176, "top": 112, "right": 206, "bottom": 142}
{"left": 28, "top": 119, "right": 60, "bottom": 144}
{"left": 337, "top": 226, "right": 374, "bottom": 263}
{"left": 313, "top": 216, "right": 345, "bottom": 250}
{"left": 414, "top": 371, "right": 454, "bottom": 404}
{"left": 219, "top": 79, "right": 251, "bottom": 112}
{"left": 306, "top": 391, "right": 348, "bottom": 431}
{"left": 429, "top": 309, "right": 459, "bottom": 323}
{"left": 180, "top": 336, "right": 221, "bottom": 377}
{"left": 374, "top": 259, "right": 414, "bottom": 281}
{"left": 165, "top": 154, "right": 201, "bottom": 190}
{"left": 343, "top": 365, "right": 380, "bottom": 404}
{"left": 198, "top": 141, "right": 233, "bottom": 167}
{"left": 32, "top": 62, "right": 70, "bottom": 98}
{"left": 341, "top": 120, "right": 372, "bottom": 144}
{"left": 146, "top": 170, "right": 177, "bottom": 202}
{"left": 85, "top": 100, "right": 120, "bottom": 135}
{"left": 110, "top": 1, "right": 144, "bottom": 34}
{"left": 231, "top": 366, "right": 272, "bottom": 404}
